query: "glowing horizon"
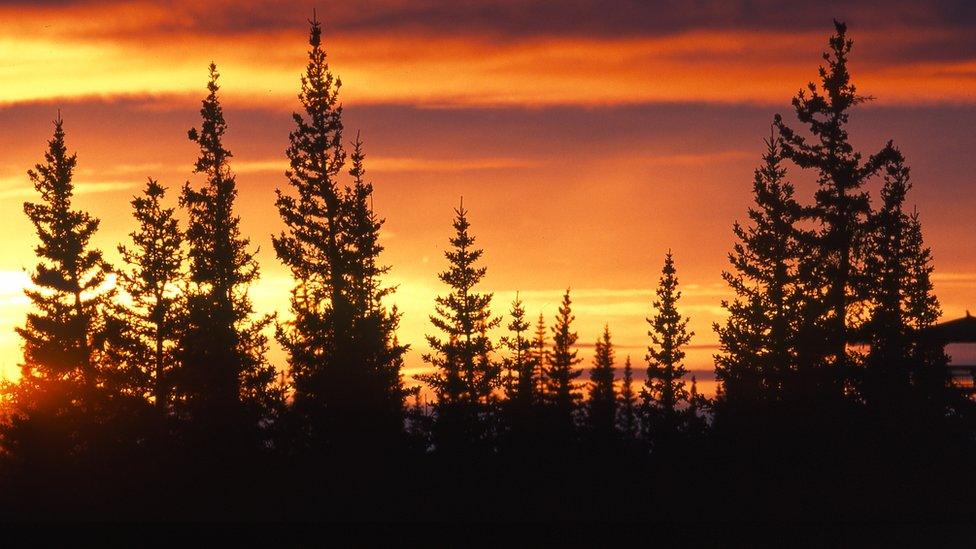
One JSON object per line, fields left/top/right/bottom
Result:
{"left": 2, "top": 1, "right": 975, "bottom": 397}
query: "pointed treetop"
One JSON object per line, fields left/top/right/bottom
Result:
{"left": 309, "top": 9, "right": 321, "bottom": 47}
{"left": 833, "top": 18, "right": 847, "bottom": 36}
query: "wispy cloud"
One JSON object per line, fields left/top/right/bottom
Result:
{"left": 72, "top": 181, "right": 141, "bottom": 195}
{"left": 500, "top": 285, "right": 729, "bottom": 302}
{"left": 637, "top": 151, "right": 752, "bottom": 167}
{"left": 933, "top": 272, "right": 976, "bottom": 282}
{"left": 236, "top": 156, "right": 543, "bottom": 174}
{"left": 0, "top": 177, "right": 140, "bottom": 200}
{"left": 1, "top": 4, "right": 975, "bottom": 108}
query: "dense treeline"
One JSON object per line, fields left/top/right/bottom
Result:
{"left": 1, "top": 18, "right": 974, "bottom": 521}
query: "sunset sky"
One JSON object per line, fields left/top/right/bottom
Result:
{"left": 1, "top": 0, "right": 975, "bottom": 395}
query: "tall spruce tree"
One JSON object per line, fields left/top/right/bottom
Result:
{"left": 417, "top": 201, "right": 501, "bottom": 447}
{"left": 774, "top": 20, "right": 900, "bottom": 393}
{"left": 274, "top": 18, "right": 408, "bottom": 445}
{"left": 715, "top": 135, "right": 803, "bottom": 405}
{"left": 544, "top": 289, "right": 582, "bottom": 433}
{"left": 863, "top": 154, "right": 945, "bottom": 402}
{"left": 176, "top": 64, "right": 276, "bottom": 431}
{"left": 901, "top": 209, "right": 952, "bottom": 409}
{"left": 641, "top": 252, "right": 693, "bottom": 439}
{"left": 587, "top": 325, "right": 617, "bottom": 441}
{"left": 343, "top": 134, "right": 411, "bottom": 438}
{"left": 114, "top": 179, "right": 184, "bottom": 412}
{"left": 14, "top": 116, "right": 115, "bottom": 415}
{"left": 273, "top": 15, "right": 349, "bottom": 442}
{"left": 617, "top": 356, "right": 638, "bottom": 439}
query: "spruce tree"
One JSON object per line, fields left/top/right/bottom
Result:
{"left": 176, "top": 64, "right": 276, "bottom": 432}
{"left": 343, "top": 134, "right": 411, "bottom": 438}
{"left": 417, "top": 201, "right": 501, "bottom": 447}
{"left": 8, "top": 116, "right": 125, "bottom": 461}
{"left": 114, "top": 179, "right": 184, "bottom": 412}
{"left": 345, "top": 134, "right": 384, "bottom": 314}
{"left": 273, "top": 15, "right": 349, "bottom": 442}
{"left": 774, "top": 20, "right": 900, "bottom": 392}
{"left": 617, "top": 356, "right": 638, "bottom": 440}
{"left": 902, "top": 209, "right": 952, "bottom": 411}
{"left": 501, "top": 293, "right": 535, "bottom": 408}
{"left": 544, "top": 289, "right": 582, "bottom": 433}
{"left": 863, "top": 154, "right": 945, "bottom": 402}
{"left": 14, "top": 116, "right": 115, "bottom": 413}
{"left": 531, "top": 312, "right": 549, "bottom": 399}
{"left": 274, "top": 18, "right": 408, "bottom": 445}
{"left": 641, "top": 252, "right": 693, "bottom": 439}
{"left": 685, "top": 375, "right": 708, "bottom": 436}
{"left": 715, "top": 135, "right": 803, "bottom": 405}
{"left": 587, "top": 324, "right": 617, "bottom": 442}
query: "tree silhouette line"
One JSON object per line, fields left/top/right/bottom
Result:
{"left": 0, "top": 17, "right": 974, "bottom": 521}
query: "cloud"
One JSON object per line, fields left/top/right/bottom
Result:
{"left": 0, "top": 178, "right": 139, "bottom": 199}
{"left": 1, "top": 3, "right": 976, "bottom": 108}
{"left": 933, "top": 272, "right": 976, "bottom": 282}
{"left": 500, "top": 285, "right": 729, "bottom": 302}
{"left": 236, "top": 156, "right": 543, "bottom": 175}
{"left": 10, "top": 0, "right": 976, "bottom": 48}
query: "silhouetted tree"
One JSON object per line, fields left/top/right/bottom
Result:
{"left": 641, "top": 252, "right": 693, "bottom": 441}
{"left": 617, "top": 356, "right": 638, "bottom": 439}
{"left": 343, "top": 134, "right": 412, "bottom": 440}
{"left": 715, "top": 134, "right": 803, "bottom": 404}
{"left": 685, "top": 375, "right": 708, "bottom": 436}
{"left": 12, "top": 115, "right": 116, "bottom": 429}
{"left": 176, "top": 64, "right": 277, "bottom": 437}
{"left": 417, "top": 201, "right": 501, "bottom": 448}
{"left": 274, "top": 18, "right": 408, "bottom": 447}
{"left": 775, "top": 20, "right": 900, "bottom": 393}
{"left": 543, "top": 289, "right": 582, "bottom": 435}
{"left": 531, "top": 312, "right": 549, "bottom": 399}
{"left": 273, "top": 15, "right": 350, "bottom": 443}
{"left": 114, "top": 179, "right": 184, "bottom": 412}
{"left": 587, "top": 325, "right": 617, "bottom": 442}
{"left": 863, "top": 154, "right": 946, "bottom": 403}
{"left": 501, "top": 293, "right": 535, "bottom": 408}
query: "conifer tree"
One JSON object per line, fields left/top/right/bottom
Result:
{"left": 417, "top": 201, "right": 502, "bottom": 446}
{"left": 641, "top": 252, "right": 693, "bottom": 439}
{"left": 176, "top": 64, "right": 276, "bottom": 430}
{"left": 343, "top": 134, "right": 411, "bottom": 439}
{"left": 863, "top": 155, "right": 945, "bottom": 401}
{"left": 544, "top": 289, "right": 582, "bottom": 432}
{"left": 274, "top": 18, "right": 409, "bottom": 445}
{"left": 685, "top": 375, "right": 708, "bottom": 436}
{"left": 531, "top": 313, "right": 549, "bottom": 399}
{"left": 501, "top": 294, "right": 535, "bottom": 408}
{"left": 273, "top": 15, "right": 349, "bottom": 441}
{"left": 774, "top": 20, "right": 900, "bottom": 391}
{"left": 345, "top": 134, "right": 385, "bottom": 315}
{"left": 715, "top": 135, "right": 803, "bottom": 404}
{"left": 114, "top": 179, "right": 185, "bottom": 411}
{"left": 587, "top": 324, "right": 617, "bottom": 441}
{"left": 902, "top": 210, "right": 952, "bottom": 410}
{"left": 14, "top": 116, "right": 115, "bottom": 415}
{"left": 617, "top": 356, "right": 638, "bottom": 439}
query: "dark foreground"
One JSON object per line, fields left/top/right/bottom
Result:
{"left": 2, "top": 413, "right": 973, "bottom": 522}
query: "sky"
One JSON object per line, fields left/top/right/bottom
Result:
{"left": 1, "top": 0, "right": 975, "bottom": 396}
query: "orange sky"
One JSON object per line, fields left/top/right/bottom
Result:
{"left": 2, "top": 1, "right": 975, "bottom": 395}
